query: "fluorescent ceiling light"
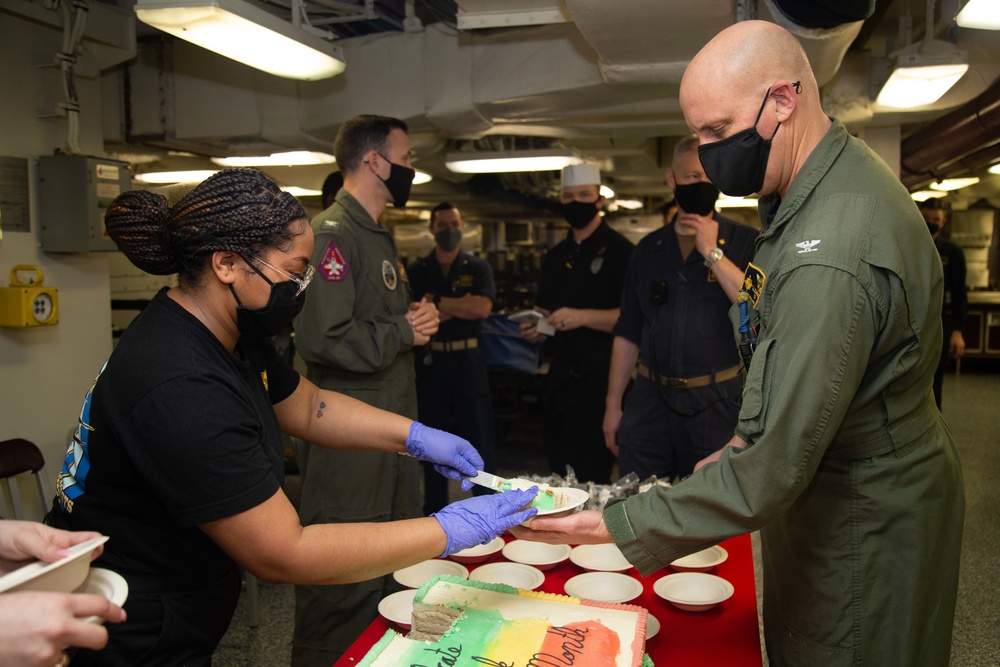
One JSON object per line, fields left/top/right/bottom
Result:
{"left": 281, "top": 186, "right": 322, "bottom": 197}
{"left": 212, "top": 151, "right": 336, "bottom": 167}
{"left": 445, "top": 149, "right": 581, "bottom": 174}
{"left": 875, "top": 41, "right": 969, "bottom": 109}
{"left": 413, "top": 170, "right": 433, "bottom": 185}
{"left": 956, "top": 0, "right": 1000, "bottom": 30}
{"left": 615, "top": 199, "right": 643, "bottom": 210}
{"left": 135, "top": 0, "right": 346, "bottom": 81}
{"left": 929, "top": 177, "right": 980, "bottom": 191}
{"left": 716, "top": 195, "right": 759, "bottom": 208}
{"left": 135, "top": 169, "right": 219, "bottom": 184}
{"left": 911, "top": 190, "right": 949, "bottom": 202}
{"left": 988, "top": 163, "right": 1000, "bottom": 175}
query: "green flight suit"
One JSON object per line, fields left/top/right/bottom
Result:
{"left": 291, "top": 189, "right": 421, "bottom": 665}
{"left": 604, "top": 120, "right": 964, "bottom": 667}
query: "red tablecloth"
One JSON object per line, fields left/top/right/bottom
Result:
{"left": 334, "top": 534, "right": 762, "bottom": 666}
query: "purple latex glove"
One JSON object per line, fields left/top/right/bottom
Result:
{"left": 406, "top": 422, "right": 483, "bottom": 490}
{"left": 432, "top": 488, "right": 539, "bottom": 557}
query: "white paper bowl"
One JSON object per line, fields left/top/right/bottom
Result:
{"left": 449, "top": 537, "right": 505, "bottom": 565}
{"left": 646, "top": 613, "right": 660, "bottom": 640}
{"left": 564, "top": 572, "right": 643, "bottom": 603}
{"left": 470, "top": 562, "right": 545, "bottom": 590}
{"left": 653, "top": 572, "right": 734, "bottom": 612}
{"left": 569, "top": 544, "right": 633, "bottom": 572}
{"left": 533, "top": 487, "right": 591, "bottom": 520}
{"left": 669, "top": 546, "right": 728, "bottom": 572}
{"left": 0, "top": 536, "right": 109, "bottom": 595}
{"left": 74, "top": 568, "right": 129, "bottom": 624}
{"left": 393, "top": 560, "right": 469, "bottom": 589}
{"left": 502, "top": 540, "right": 571, "bottom": 571}
{"left": 378, "top": 589, "right": 417, "bottom": 630}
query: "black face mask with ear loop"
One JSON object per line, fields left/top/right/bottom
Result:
{"left": 229, "top": 259, "right": 306, "bottom": 339}
{"left": 377, "top": 153, "right": 416, "bottom": 208}
{"left": 697, "top": 86, "right": 788, "bottom": 197}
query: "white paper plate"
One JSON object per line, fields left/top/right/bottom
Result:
{"left": 669, "top": 546, "right": 728, "bottom": 572}
{"left": 569, "top": 544, "right": 632, "bottom": 572}
{"left": 564, "top": 572, "right": 643, "bottom": 603}
{"left": 449, "top": 537, "right": 505, "bottom": 565}
{"left": 502, "top": 540, "right": 571, "bottom": 570}
{"left": 653, "top": 572, "right": 734, "bottom": 612}
{"left": 378, "top": 589, "right": 417, "bottom": 629}
{"left": 645, "top": 613, "right": 660, "bottom": 640}
{"left": 74, "top": 568, "right": 129, "bottom": 624}
{"left": 0, "top": 536, "right": 109, "bottom": 595}
{"left": 393, "top": 559, "right": 469, "bottom": 589}
{"left": 470, "top": 562, "right": 545, "bottom": 590}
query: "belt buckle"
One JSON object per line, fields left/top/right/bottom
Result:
{"left": 665, "top": 376, "right": 687, "bottom": 389}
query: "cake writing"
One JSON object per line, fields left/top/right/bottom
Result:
{"left": 469, "top": 625, "right": 592, "bottom": 667}
{"left": 414, "top": 645, "right": 462, "bottom": 667}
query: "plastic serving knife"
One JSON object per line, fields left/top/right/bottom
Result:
{"left": 466, "top": 470, "right": 511, "bottom": 491}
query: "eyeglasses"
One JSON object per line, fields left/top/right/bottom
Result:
{"left": 244, "top": 254, "right": 316, "bottom": 298}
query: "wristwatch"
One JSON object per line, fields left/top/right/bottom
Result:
{"left": 704, "top": 247, "right": 724, "bottom": 268}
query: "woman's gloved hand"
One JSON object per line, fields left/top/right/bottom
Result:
{"left": 432, "top": 488, "right": 539, "bottom": 556}
{"left": 406, "top": 422, "right": 484, "bottom": 491}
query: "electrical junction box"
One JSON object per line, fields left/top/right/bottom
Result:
{"left": 37, "top": 155, "right": 130, "bottom": 252}
{"left": 0, "top": 265, "right": 58, "bottom": 328}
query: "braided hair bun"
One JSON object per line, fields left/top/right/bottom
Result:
{"left": 105, "top": 169, "right": 307, "bottom": 283}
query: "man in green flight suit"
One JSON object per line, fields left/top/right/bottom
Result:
{"left": 292, "top": 114, "right": 440, "bottom": 665}
{"left": 514, "top": 21, "right": 965, "bottom": 667}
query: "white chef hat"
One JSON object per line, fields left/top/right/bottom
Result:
{"left": 560, "top": 163, "right": 602, "bottom": 187}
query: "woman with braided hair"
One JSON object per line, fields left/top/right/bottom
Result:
{"left": 44, "top": 169, "right": 538, "bottom": 665}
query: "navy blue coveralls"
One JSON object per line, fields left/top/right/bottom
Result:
{"left": 536, "top": 221, "right": 633, "bottom": 484}
{"left": 408, "top": 250, "right": 498, "bottom": 514}
{"left": 613, "top": 213, "right": 757, "bottom": 480}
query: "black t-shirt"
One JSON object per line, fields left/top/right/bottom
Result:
{"left": 48, "top": 288, "right": 299, "bottom": 593}
{"left": 408, "top": 250, "right": 497, "bottom": 341}
{"left": 536, "top": 221, "right": 634, "bottom": 362}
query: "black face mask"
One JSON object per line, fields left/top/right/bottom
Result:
{"left": 434, "top": 228, "right": 462, "bottom": 251}
{"left": 926, "top": 223, "right": 941, "bottom": 236}
{"left": 562, "top": 200, "right": 599, "bottom": 229}
{"left": 230, "top": 262, "right": 306, "bottom": 339}
{"left": 673, "top": 181, "right": 720, "bottom": 216}
{"left": 378, "top": 154, "right": 415, "bottom": 208}
{"left": 698, "top": 88, "right": 779, "bottom": 197}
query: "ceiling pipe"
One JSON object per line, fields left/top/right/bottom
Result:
{"left": 900, "top": 75, "right": 1000, "bottom": 187}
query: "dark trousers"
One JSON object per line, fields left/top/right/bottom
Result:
{"left": 69, "top": 568, "right": 241, "bottom": 666}
{"left": 542, "top": 353, "right": 615, "bottom": 484}
{"left": 618, "top": 375, "right": 743, "bottom": 481}
{"left": 416, "top": 349, "right": 497, "bottom": 515}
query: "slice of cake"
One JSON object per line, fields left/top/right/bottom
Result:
{"left": 359, "top": 575, "right": 652, "bottom": 667}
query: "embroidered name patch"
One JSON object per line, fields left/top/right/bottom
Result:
{"left": 319, "top": 239, "right": 349, "bottom": 281}
{"left": 742, "top": 262, "right": 766, "bottom": 307}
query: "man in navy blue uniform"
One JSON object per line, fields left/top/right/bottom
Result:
{"left": 919, "top": 198, "right": 967, "bottom": 409}
{"left": 604, "top": 137, "right": 758, "bottom": 481}
{"left": 408, "top": 202, "right": 498, "bottom": 514}
{"left": 520, "top": 164, "right": 634, "bottom": 484}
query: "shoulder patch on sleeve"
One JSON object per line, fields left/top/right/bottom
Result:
{"left": 319, "top": 239, "right": 350, "bottom": 281}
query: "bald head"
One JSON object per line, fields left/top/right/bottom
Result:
{"left": 680, "top": 20, "right": 831, "bottom": 196}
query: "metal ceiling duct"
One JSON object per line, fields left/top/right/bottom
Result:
{"left": 900, "top": 76, "right": 1000, "bottom": 188}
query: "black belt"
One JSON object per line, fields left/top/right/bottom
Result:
{"left": 637, "top": 362, "right": 742, "bottom": 390}
{"left": 429, "top": 338, "right": 478, "bottom": 352}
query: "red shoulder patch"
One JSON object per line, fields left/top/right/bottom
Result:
{"left": 319, "top": 239, "right": 350, "bottom": 281}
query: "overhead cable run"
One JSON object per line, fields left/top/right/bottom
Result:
{"left": 43, "top": 0, "right": 89, "bottom": 155}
